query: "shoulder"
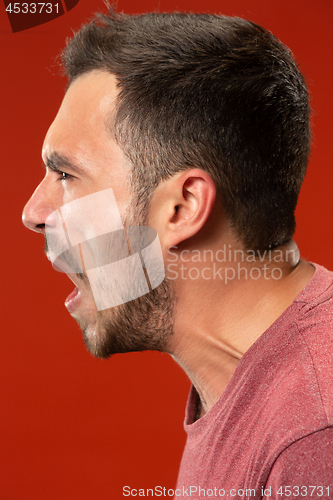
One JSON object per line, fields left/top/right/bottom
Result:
{"left": 266, "top": 427, "right": 333, "bottom": 493}
{"left": 291, "top": 264, "right": 333, "bottom": 422}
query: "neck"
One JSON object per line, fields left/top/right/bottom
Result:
{"left": 167, "top": 240, "right": 315, "bottom": 416}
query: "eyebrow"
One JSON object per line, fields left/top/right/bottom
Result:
{"left": 44, "top": 152, "right": 86, "bottom": 177}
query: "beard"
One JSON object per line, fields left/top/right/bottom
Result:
{"left": 70, "top": 197, "right": 175, "bottom": 359}
{"left": 78, "top": 277, "right": 175, "bottom": 358}
{"left": 44, "top": 182, "right": 176, "bottom": 359}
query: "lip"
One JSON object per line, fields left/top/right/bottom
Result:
{"left": 48, "top": 257, "right": 84, "bottom": 313}
{"left": 65, "top": 286, "right": 81, "bottom": 313}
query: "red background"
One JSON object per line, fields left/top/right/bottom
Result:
{"left": 1, "top": 1, "right": 333, "bottom": 499}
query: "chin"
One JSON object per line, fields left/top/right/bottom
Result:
{"left": 72, "top": 277, "right": 176, "bottom": 359}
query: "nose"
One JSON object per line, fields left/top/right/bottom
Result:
{"left": 22, "top": 177, "right": 54, "bottom": 234}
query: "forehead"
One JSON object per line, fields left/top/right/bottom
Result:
{"left": 42, "top": 71, "right": 121, "bottom": 166}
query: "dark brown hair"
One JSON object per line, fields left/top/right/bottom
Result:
{"left": 62, "top": 9, "right": 311, "bottom": 251}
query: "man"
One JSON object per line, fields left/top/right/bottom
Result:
{"left": 22, "top": 9, "right": 333, "bottom": 498}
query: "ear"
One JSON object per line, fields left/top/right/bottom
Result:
{"left": 148, "top": 169, "right": 216, "bottom": 248}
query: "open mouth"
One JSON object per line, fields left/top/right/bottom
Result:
{"left": 45, "top": 244, "right": 85, "bottom": 313}
{"left": 63, "top": 270, "right": 86, "bottom": 313}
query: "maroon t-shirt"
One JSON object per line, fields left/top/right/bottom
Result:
{"left": 176, "top": 264, "right": 333, "bottom": 499}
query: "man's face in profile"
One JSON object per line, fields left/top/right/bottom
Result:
{"left": 23, "top": 71, "right": 174, "bottom": 358}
